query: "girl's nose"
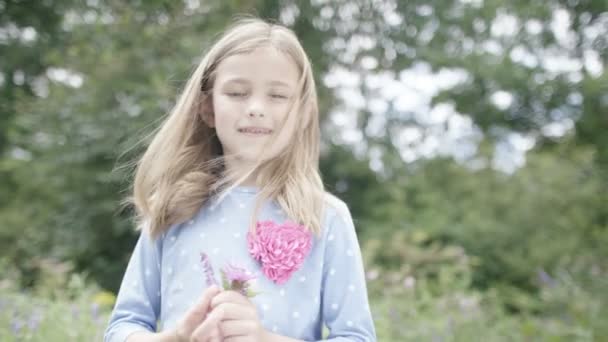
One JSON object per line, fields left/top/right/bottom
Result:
{"left": 246, "top": 95, "right": 265, "bottom": 118}
{"left": 247, "top": 101, "right": 265, "bottom": 117}
{"left": 248, "top": 110, "right": 264, "bottom": 117}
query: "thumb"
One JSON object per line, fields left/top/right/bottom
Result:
{"left": 182, "top": 285, "right": 222, "bottom": 328}
{"left": 191, "top": 305, "right": 224, "bottom": 341}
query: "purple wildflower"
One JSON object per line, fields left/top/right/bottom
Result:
{"left": 71, "top": 305, "right": 80, "bottom": 319}
{"left": 537, "top": 268, "right": 557, "bottom": 287}
{"left": 91, "top": 303, "right": 99, "bottom": 320}
{"left": 200, "top": 252, "right": 218, "bottom": 286}
{"left": 223, "top": 263, "right": 256, "bottom": 283}
{"left": 220, "top": 263, "right": 257, "bottom": 297}
{"left": 11, "top": 318, "right": 23, "bottom": 335}
{"left": 27, "top": 314, "right": 40, "bottom": 331}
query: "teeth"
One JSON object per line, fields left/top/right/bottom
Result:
{"left": 241, "top": 128, "right": 270, "bottom": 134}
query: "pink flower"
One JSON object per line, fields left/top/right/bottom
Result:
{"left": 223, "top": 263, "right": 256, "bottom": 283}
{"left": 247, "top": 220, "right": 313, "bottom": 284}
{"left": 221, "top": 263, "right": 258, "bottom": 297}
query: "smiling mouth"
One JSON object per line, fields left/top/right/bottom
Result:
{"left": 238, "top": 127, "right": 273, "bottom": 135}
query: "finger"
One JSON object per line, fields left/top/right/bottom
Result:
{"left": 205, "top": 327, "right": 222, "bottom": 342}
{"left": 220, "top": 319, "right": 258, "bottom": 337}
{"left": 223, "top": 337, "right": 248, "bottom": 342}
{"left": 184, "top": 285, "right": 221, "bottom": 322}
{"left": 191, "top": 305, "right": 223, "bottom": 340}
{"left": 213, "top": 302, "right": 257, "bottom": 321}
{"left": 208, "top": 335, "right": 223, "bottom": 342}
{"left": 183, "top": 286, "right": 221, "bottom": 327}
{"left": 210, "top": 290, "right": 250, "bottom": 309}
{"left": 224, "top": 336, "right": 253, "bottom": 342}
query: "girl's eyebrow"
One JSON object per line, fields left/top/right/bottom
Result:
{"left": 223, "top": 77, "right": 249, "bottom": 85}
{"left": 223, "top": 77, "right": 292, "bottom": 88}
{"left": 267, "top": 80, "right": 292, "bottom": 88}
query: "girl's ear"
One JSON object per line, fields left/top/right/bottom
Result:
{"left": 198, "top": 95, "right": 215, "bottom": 128}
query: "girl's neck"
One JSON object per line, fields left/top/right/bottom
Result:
{"left": 224, "top": 158, "right": 260, "bottom": 187}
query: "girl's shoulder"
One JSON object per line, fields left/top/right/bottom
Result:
{"left": 322, "top": 191, "right": 353, "bottom": 229}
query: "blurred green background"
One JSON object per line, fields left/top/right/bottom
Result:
{"left": 1, "top": 0, "right": 607, "bottom": 341}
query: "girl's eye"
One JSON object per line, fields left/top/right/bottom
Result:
{"left": 227, "top": 92, "right": 247, "bottom": 97}
{"left": 270, "top": 94, "right": 288, "bottom": 99}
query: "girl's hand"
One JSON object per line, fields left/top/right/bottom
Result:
{"left": 171, "top": 285, "right": 223, "bottom": 342}
{"left": 209, "top": 290, "right": 267, "bottom": 342}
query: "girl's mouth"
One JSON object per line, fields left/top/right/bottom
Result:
{"left": 238, "top": 127, "right": 273, "bottom": 135}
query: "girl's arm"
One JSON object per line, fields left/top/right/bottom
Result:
{"left": 262, "top": 331, "right": 304, "bottom": 342}
{"left": 104, "top": 226, "right": 164, "bottom": 342}
{"left": 124, "top": 330, "right": 176, "bottom": 342}
{"left": 319, "top": 202, "right": 377, "bottom": 342}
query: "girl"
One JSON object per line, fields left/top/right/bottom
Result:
{"left": 104, "top": 17, "right": 376, "bottom": 342}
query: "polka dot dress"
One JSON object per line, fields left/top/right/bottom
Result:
{"left": 104, "top": 187, "right": 376, "bottom": 341}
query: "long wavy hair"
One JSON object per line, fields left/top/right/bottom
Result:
{"left": 129, "top": 17, "right": 325, "bottom": 239}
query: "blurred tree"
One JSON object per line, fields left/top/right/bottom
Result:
{"left": 0, "top": 0, "right": 606, "bottom": 299}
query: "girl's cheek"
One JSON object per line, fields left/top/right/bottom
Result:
{"left": 215, "top": 101, "right": 240, "bottom": 116}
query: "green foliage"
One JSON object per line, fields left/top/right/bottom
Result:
{"left": 364, "top": 231, "right": 606, "bottom": 341}
{"left": 1, "top": 249, "right": 605, "bottom": 341}
{"left": 399, "top": 145, "right": 606, "bottom": 296}
{"left": 0, "top": 258, "right": 111, "bottom": 341}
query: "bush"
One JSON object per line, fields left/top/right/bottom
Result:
{"left": 0, "top": 258, "right": 113, "bottom": 341}
{"left": 364, "top": 231, "right": 605, "bottom": 341}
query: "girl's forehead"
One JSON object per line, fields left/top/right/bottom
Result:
{"left": 215, "top": 46, "right": 299, "bottom": 86}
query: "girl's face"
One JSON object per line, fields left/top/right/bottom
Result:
{"left": 209, "top": 46, "right": 300, "bottom": 169}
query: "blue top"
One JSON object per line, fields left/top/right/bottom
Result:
{"left": 104, "top": 186, "right": 376, "bottom": 341}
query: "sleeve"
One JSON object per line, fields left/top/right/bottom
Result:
{"left": 319, "top": 204, "right": 377, "bottom": 342}
{"left": 104, "top": 227, "right": 163, "bottom": 342}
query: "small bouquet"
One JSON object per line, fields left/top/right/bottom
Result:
{"left": 200, "top": 252, "right": 258, "bottom": 297}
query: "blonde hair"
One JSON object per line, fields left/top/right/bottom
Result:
{"left": 130, "top": 17, "right": 325, "bottom": 239}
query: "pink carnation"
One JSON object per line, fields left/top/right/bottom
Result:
{"left": 247, "top": 220, "right": 313, "bottom": 284}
